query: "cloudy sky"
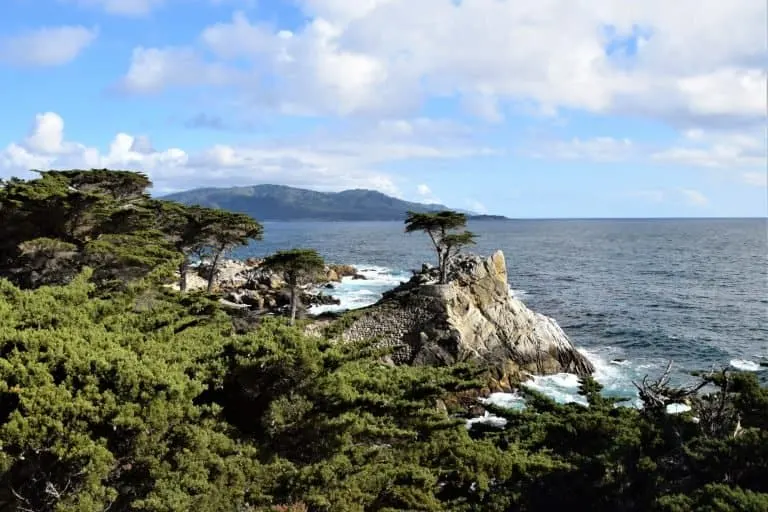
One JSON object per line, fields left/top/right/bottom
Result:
{"left": 1, "top": 0, "right": 765, "bottom": 217}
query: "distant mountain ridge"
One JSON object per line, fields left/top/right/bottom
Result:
{"left": 162, "top": 184, "right": 508, "bottom": 221}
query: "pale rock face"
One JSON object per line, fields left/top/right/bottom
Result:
{"left": 338, "top": 250, "right": 594, "bottom": 389}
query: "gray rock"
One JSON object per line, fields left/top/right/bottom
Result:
{"left": 333, "top": 250, "right": 594, "bottom": 389}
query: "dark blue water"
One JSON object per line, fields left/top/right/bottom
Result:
{"left": 236, "top": 218, "right": 768, "bottom": 397}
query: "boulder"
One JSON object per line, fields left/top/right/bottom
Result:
{"left": 325, "top": 268, "right": 340, "bottom": 282}
{"left": 329, "top": 264, "right": 358, "bottom": 279}
{"left": 240, "top": 290, "right": 265, "bottom": 310}
{"left": 244, "top": 257, "right": 263, "bottom": 267}
{"left": 332, "top": 250, "right": 594, "bottom": 390}
{"left": 303, "top": 292, "right": 342, "bottom": 307}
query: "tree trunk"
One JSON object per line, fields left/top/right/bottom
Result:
{"left": 438, "top": 248, "right": 448, "bottom": 284}
{"left": 289, "top": 285, "right": 297, "bottom": 325}
{"left": 207, "top": 251, "right": 221, "bottom": 293}
{"left": 179, "top": 257, "right": 189, "bottom": 292}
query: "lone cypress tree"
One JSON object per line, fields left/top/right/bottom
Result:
{"left": 262, "top": 248, "right": 325, "bottom": 324}
{"left": 404, "top": 210, "right": 477, "bottom": 284}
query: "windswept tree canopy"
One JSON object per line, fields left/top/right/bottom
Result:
{"left": 405, "top": 210, "right": 478, "bottom": 284}
{"left": 405, "top": 210, "right": 468, "bottom": 235}
{"left": 0, "top": 169, "right": 263, "bottom": 291}
{"left": 194, "top": 208, "right": 264, "bottom": 292}
{"left": 262, "top": 248, "right": 325, "bottom": 323}
{"left": 262, "top": 248, "right": 325, "bottom": 281}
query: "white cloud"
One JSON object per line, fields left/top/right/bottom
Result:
{"left": 742, "top": 172, "right": 767, "bottom": 188}
{"left": 675, "top": 69, "right": 766, "bottom": 118}
{"left": 201, "top": 12, "right": 280, "bottom": 59}
{"left": 0, "top": 26, "right": 97, "bottom": 67}
{"left": 417, "top": 184, "right": 432, "bottom": 196}
{"left": 415, "top": 183, "right": 442, "bottom": 204}
{"left": 115, "top": 0, "right": 765, "bottom": 125}
{"left": 681, "top": 189, "right": 709, "bottom": 206}
{"left": 467, "top": 199, "right": 489, "bottom": 215}
{"left": 26, "top": 113, "right": 67, "bottom": 154}
{"left": 527, "top": 136, "right": 635, "bottom": 162}
{"left": 0, "top": 112, "right": 491, "bottom": 195}
{"left": 631, "top": 189, "right": 711, "bottom": 207}
{"left": 117, "top": 47, "right": 238, "bottom": 94}
{"left": 525, "top": 127, "right": 763, "bottom": 188}
{"left": 651, "top": 128, "right": 765, "bottom": 186}
{"left": 376, "top": 118, "right": 469, "bottom": 139}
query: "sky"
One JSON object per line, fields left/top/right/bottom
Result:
{"left": 0, "top": 0, "right": 766, "bottom": 218}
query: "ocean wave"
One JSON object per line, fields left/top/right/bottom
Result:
{"left": 730, "top": 359, "right": 761, "bottom": 372}
{"left": 309, "top": 264, "right": 411, "bottom": 314}
{"left": 354, "top": 266, "right": 411, "bottom": 285}
{"left": 486, "top": 349, "right": 645, "bottom": 408}
{"left": 507, "top": 285, "right": 529, "bottom": 299}
{"left": 483, "top": 392, "right": 526, "bottom": 410}
{"left": 522, "top": 373, "right": 589, "bottom": 406}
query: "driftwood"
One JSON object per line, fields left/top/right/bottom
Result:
{"left": 632, "top": 361, "right": 708, "bottom": 411}
{"left": 634, "top": 362, "right": 744, "bottom": 439}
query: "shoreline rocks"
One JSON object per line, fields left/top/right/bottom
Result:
{"left": 172, "top": 251, "right": 594, "bottom": 393}
{"left": 321, "top": 250, "right": 594, "bottom": 391}
{"left": 171, "top": 258, "right": 352, "bottom": 317}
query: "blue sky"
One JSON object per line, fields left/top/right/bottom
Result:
{"left": 0, "top": 0, "right": 765, "bottom": 218}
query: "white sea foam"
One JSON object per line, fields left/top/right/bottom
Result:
{"left": 483, "top": 392, "right": 526, "bottom": 410}
{"left": 523, "top": 373, "right": 589, "bottom": 406}
{"left": 666, "top": 403, "right": 692, "bottom": 414}
{"left": 508, "top": 285, "right": 529, "bottom": 299}
{"left": 308, "top": 264, "right": 411, "bottom": 314}
{"left": 730, "top": 359, "right": 761, "bottom": 372}
{"left": 502, "top": 348, "right": 645, "bottom": 408}
{"left": 466, "top": 411, "right": 508, "bottom": 429}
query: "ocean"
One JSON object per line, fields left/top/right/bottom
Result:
{"left": 234, "top": 218, "right": 768, "bottom": 406}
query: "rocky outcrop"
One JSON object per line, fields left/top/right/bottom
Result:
{"left": 171, "top": 259, "right": 342, "bottom": 316}
{"left": 221, "top": 262, "right": 340, "bottom": 315}
{"left": 326, "top": 264, "right": 359, "bottom": 282}
{"left": 332, "top": 250, "right": 593, "bottom": 389}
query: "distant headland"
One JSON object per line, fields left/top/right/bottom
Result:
{"left": 163, "top": 184, "right": 510, "bottom": 222}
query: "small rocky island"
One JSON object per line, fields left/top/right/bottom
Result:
{"left": 316, "top": 250, "right": 593, "bottom": 391}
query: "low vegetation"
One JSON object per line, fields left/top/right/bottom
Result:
{"left": 0, "top": 170, "right": 765, "bottom": 511}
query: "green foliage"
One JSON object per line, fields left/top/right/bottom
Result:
{"left": 656, "top": 484, "right": 768, "bottom": 512}
{"left": 0, "top": 273, "right": 766, "bottom": 511}
{"left": 0, "top": 273, "right": 264, "bottom": 511}
{"left": 404, "top": 210, "right": 478, "bottom": 284}
{"left": 262, "top": 249, "right": 325, "bottom": 323}
{"left": 404, "top": 210, "right": 468, "bottom": 235}
{"left": 194, "top": 209, "right": 264, "bottom": 292}
{"left": 0, "top": 169, "right": 263, "bottom": 293}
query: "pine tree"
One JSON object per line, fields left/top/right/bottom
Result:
{"left": 262, "top": 249, "right": 325, "bottom": 324}
{"left": 404, "top": 210, "right": 477, "bottom": 284}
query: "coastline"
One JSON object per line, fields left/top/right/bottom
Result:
{"left": 179, "top": 251, "right": 766, "bottom": 411}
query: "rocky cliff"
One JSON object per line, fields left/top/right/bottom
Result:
{"left": 330, "top": 250, "right": 594, "bottom": 389}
